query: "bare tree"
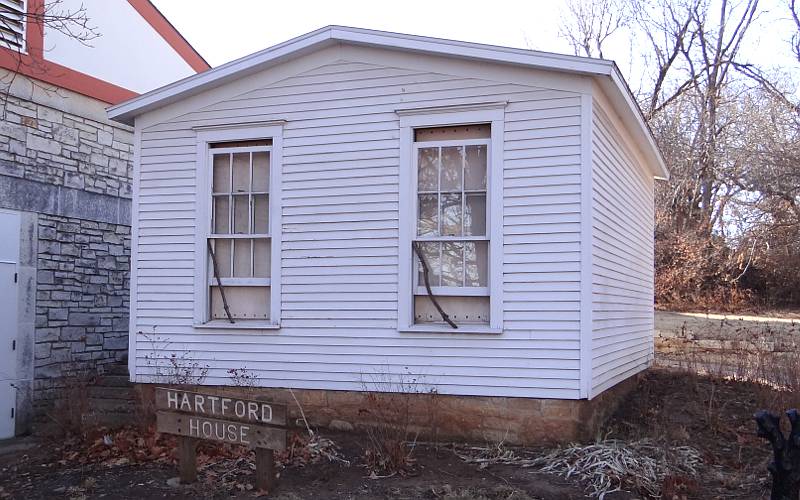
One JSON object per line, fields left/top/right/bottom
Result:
{"left": 561, "top": 0, "right": 800, "bottom": 307}
{"left": 634, "top": 0, "right": 700, "bottom": 119}
{"left": 558, "top": 0, "right": 633, "bottom": 58}
{"left": 791, "top": 0, "right": 800, "bottom": 62}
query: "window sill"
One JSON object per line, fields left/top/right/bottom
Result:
{"left": 398, "top": 324, "right": 502, "bottom": 335}
{"left": 194, "top": 320, "right": 281, "bottom": 331}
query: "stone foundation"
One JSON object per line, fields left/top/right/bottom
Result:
{"left": 139, "top": 375, "right": 641, "bottom": 445}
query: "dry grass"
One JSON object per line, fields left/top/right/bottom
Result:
{"left": 523, "top": 440, "right": 702, "bottom": 499}
{"left": 455, "top": 440, "right": 702, "bottom": 499}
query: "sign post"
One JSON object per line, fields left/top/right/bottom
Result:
{"left": 155, "top": 388, "right": 287, "bottom": 490}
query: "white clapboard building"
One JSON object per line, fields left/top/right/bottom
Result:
{"left": 109, "top": 26, "right": 667, "bottom": 443}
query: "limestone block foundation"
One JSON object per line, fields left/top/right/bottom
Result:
{"left": 138, "top": 375, "right": 640, "bottom": 446}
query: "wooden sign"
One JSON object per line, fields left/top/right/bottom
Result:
{"left": 155, "top": 387, "right": 288, "bottom": 491}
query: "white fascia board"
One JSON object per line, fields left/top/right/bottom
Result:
{"left": 329, "top": 26, "right": 614, "bottom": 75}
{"left": 107, "top": 26, "right": 337, "bottom": 125}
{"left": 605, "top": 66, "right": 670, "bottom": 180}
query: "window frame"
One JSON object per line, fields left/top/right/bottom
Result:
{"left": 397, "top": 104, "right": 505, "bottom": 333}
{"left": 193, "top": 123, "right": 283, "bottom": 329}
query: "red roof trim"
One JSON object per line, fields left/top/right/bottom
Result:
{"left": 27, "top": 0, "right": 44, "bottom": 59}
{"left": 127, "top": 0, "right": 211, "bottom": 72}
{"left": 0, "top": 49, "right": 138, "bottom": 104}
{"left": 0, "top": 0, "right": 137, "bottom": 104}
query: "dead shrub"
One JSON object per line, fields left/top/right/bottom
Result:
{"left": 48, "top": 371, "right": 95, "bottom": 437}
{"left": 358, "top": 370, "right": 439, "bottom": 476}
{"left": 140, "top": 332, "right": 209, "bottom": 386}
{"left": 227, "top": 366, "right": 260, "bottom": 396}
{"left": 655, "top": 210, "right": 800, "bottom": 312}
{"left": 655, "top": 225, "right": 752, "bottom": 312}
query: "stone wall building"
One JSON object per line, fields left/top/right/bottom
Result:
{"left": 0, "top": 0, "right": 208, "bottom": 437}
{"left": 1, "top": 81, "right": 135, "bottom": 430}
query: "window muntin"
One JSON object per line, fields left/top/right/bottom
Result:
{"left": 207, "top": 142, "right": 272, "bottom": 320}
{"left": 412, "top": 125, "right": 491, "bottom": 326}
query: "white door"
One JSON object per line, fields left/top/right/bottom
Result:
{"left": 0, "top": 210, "right": 20, "bottom": 439}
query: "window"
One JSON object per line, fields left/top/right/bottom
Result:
{"left": 413, "top": 126, "right": 490, "bottom": 325}
{"left": 0, "top": 0, "right": 25, "bottom": 52}
{"left": 194, "top": 125, "right": 283, "bottom": 328}
{"left": 397, "top": 104, "right": 504, "bottom": 333}
{"left": 208, "top": 140, "right": 272, "bottom": 320}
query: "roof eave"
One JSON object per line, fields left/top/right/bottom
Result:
{"left": 107, "top": 25, "right": 669, "bottom": 181}
{"left": 606, "top": 66, "right": 670, "bottom": 180}
{"left": 107, "top": 25, "right": 614, "bottom": 126}
{"left": 107, "top": 26, "right": 338, "bottom": 125}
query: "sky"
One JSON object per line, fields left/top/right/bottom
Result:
{"left": 153, "top": 1, "right": 571, "bottom": 66}
{"left": 153, "top": 0, "right": 798, "bottom": 94}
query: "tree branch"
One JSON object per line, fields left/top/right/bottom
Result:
{"left": 412, "top": 242, "right": 457, "bottom": 329}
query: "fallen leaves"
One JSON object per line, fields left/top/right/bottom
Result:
{"left": 57, "top": 425, "right": 178, "bottom": 467}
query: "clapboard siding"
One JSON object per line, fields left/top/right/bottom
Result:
{"left": 133, "top": 51, "right": 588, "bottom": 399}
{"left": 590, "top": 101, "right": 655, "bottom": 395}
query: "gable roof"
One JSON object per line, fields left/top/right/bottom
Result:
{"left": 107, "top": 25, "right": 668, "bottom": 178}
{"left": 128, "top": 0, "right": 210, "bottom": 73}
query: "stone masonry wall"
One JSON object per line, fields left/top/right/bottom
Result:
{"left": 0, "top": 91, "right": 133, "bottom": 197}
{"left": 32, "top": 214, "right": 131, "bottom": 417}
{"left": 0, "top": 78, "right": 136, "bottom": 430}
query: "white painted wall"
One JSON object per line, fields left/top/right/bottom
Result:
{"left": 132, "top": 44, "right": 590, "bottom": 399}
{"left": 44, "top": 0, "right": 195, "bottom": 93}
{"left": 590, "top": 91, "right": 655, "bottom": 396}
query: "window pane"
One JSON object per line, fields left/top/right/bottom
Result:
{"left": 212, "top": 154, "right": 230, "bottom": 193}
{"left": 212, "top": 195, "right": 230, "bottom": 234}
{"left": 253, "top": 239, "right": 271, "bottom": 278}
{"left": 417, "top": 194, "right": 438, "bottom": 237}
{"left": 417, "top": 147, "right": 438, "bottom": 191}
{"left": 211, "top": 286, "right": 270, "bottom": 320}
{"left": 465, "top": 241, "right": 489, "bottom": 287}
{"left": 464, "top": 193, "right": 486, "bottom": 236}
{"left": 440, "top": 193, "right": 462, "bottom": 237}
{"left": 441, "top": 242, "right": 464, "bottom": 287}
{"left": 252, "top": 151, "right": 270, "bottom": 192}
{"left": 253, "top": 194, "right": 269, "bottom": 234}
{"left": 440, "top": 146, "right": 463, "bottom": 191}
{"left": 233, "top": 195, "right": 250, "bottom": 234}
{"left": 415, "top": 241, "right": 440, "bottom": 287}
{"left": 233, "top": 239, "right": 252, "bottom": 277}
{"left": 465, "top": 144, "right": 487, "bottom": 190}
{"left": 211, "top": 238, "right": 231, "bottom": 278}
{"left": 415, "top": 295, "right": 489, "bottom": 324}
{"left": 232, "top": 152, "right": 250, "bottom": 192}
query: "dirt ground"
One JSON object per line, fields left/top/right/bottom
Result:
{"left": 0, "top": 366, "right": 782, "bottom": 500}
{"left": 0, "top": 433, "right": 602, "bottom": 500}
{"left": 3, "top": 312, "right": 795, "bottom": 500}
{"left": 608, "top": 369, "right": 774, "bottom": 499}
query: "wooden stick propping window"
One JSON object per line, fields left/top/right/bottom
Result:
{"left": 413, "top": 242, "right": 458, "bottom": 329}
{"left": 207, "top": 239, "right": 235, "bottom": 324}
